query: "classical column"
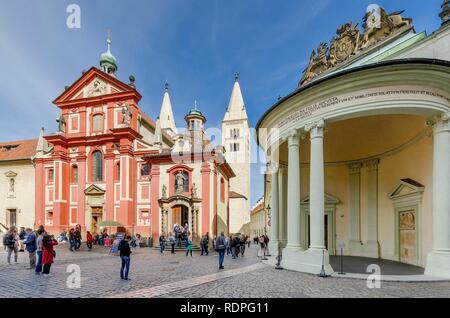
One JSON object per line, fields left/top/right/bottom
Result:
{"left": 279, "top": 165, "right": 288, "bottom": 247}
{"left": 308, "top": 121, "right": 325, "bottom": 250}
{"left": 268, "top": 163, "right": 280, "bottom": 253}
{"left": 285, "top": 130, "right": 302, "bottom": 251}
{"left": 348, "top": 163, "right": 362, "bottom": 255}
{"left": 425, "top": 112, "right": 450, "bottom": 278}
{"left": 364, "top": 159, "right": 380, "bottom": 258}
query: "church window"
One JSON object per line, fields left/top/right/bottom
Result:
{"left": 93, "top": 114, "right": 104, "bottom": 132}
{"left": 92, "top": 151, "right": 103, "bottom": 182}
{"left": 71, "top": 165, "right": 78, "bottom": 183}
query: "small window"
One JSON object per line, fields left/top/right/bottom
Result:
{"left": 115, "top": 162, "right": 120, "bottom": 181}
{"left": 93, "top": 114, "right": 104, "bottom": 132}
{"left": 48, "top": 169, "right": 54, "bottom": 183}
{"left": 71, "top": 165, "right": 78, "bottom": 183}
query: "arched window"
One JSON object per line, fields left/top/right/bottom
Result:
{"left": 71, "top": 165, "right": 78, "bottom": 183}
{"left": 93, "top": 114, "right": 104, "bottom": 132}
{"left": 220, "top": 178, "right": 225, "bottom": 203}
{"left": 92, "top": 151, "right": 103, "bottom": 182}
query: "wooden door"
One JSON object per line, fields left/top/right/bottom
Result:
{"left": 172, "top": 206, "right": 182, "bottom": 226}
{"left": 91, "top": 207, "right": 103, "bottom": 234}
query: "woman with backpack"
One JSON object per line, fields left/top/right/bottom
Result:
{"left": 42, "top": 234, "right": 58, "bottom": 276}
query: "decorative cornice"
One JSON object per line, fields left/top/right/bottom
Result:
{"left": 348, "top": 163, "right": 362, "bottom": 174}
{"left": 365, "top": 159, "right": 380, "bottom": 170}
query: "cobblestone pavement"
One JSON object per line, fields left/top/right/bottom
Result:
{"left": 1, "top": 243, "right": 450, "bottom": 298}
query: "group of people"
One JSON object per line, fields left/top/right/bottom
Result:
{"left": 58, "top": 227, "right": 110, "bottom": 251}
{"left": 2, "top": 225, "right": 58, "bottom": 275}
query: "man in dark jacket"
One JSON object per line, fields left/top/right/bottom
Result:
{"left": 201, "top": 232, "right": 209, "bottom": 256}
{"left": 23, "top": 228, "right": 37, "bottom": 269}
{"left": 118, "top": 236, "right": 132, "bottom": 280}
{"left": 215, "top": 232, "right": 226, "bottom": 269}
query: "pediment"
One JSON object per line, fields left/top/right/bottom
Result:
{"left": 85, "top": 184, "right": 106, "bottom": 195}
{"left": 301, "top": 193, "right": 340, "bottom": 205}
{"left": 53, "top": 67, "right": 135, "bottom": 104}
{"left": 4, "top": 171, "right": 17, "bottom": 178}
{"left": 389, "top": 178, "right": 424, "bottom": 199}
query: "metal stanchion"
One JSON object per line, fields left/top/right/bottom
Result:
{"left": 338, "top": 247, "right": 345, "bottom": 275}
{"left": 318, "top": 249, "right": 329, "bottom": 277}
{"left": 275, "top": 241, "right": 283, "bottom": 270}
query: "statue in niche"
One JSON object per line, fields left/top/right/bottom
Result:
{"left": 175, "top": 172, "right": 185, "bottom": 193}
{"left": 9, "top": 178, "right": 14, "bottom": 193}
{"left": 121, "top": 104, "right": 132, "bottom": 127}
{"left": 191, "top": 183, "right": 197, "bottom": 198}
{"left": 56, "top": 114, "right": 66, "bottom": 133}
{"left": 162, "top": 185, "right": 167, "bottom": 199}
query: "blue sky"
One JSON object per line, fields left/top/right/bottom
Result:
{"left": 0, "top": 0, "right": 443, "bottom": 206}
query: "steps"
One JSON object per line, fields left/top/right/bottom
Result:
{"left": 152, "top": 241, "right": 202, "bottom": 252}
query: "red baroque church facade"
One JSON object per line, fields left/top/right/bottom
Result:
{"left": 34, "top": 58, "right": 238, "bottom": 242}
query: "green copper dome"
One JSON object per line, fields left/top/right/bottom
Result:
{"left": 100, "top": 35, "right": 117, "bottom": 75}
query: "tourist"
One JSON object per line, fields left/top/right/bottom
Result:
{"left": 233, "top": 235, "right": 241, "bottom": 258}
{"left": 225, "top": 235, "right": 231, "bottom": 255}
{"left": 264, "top": 235, "right": 270, "bottom": 255}
{"left": 4, "top": 226, "right": 18, "bottom": 264}
{"left": 247, "top": 236, "right": 251, "bottom": 248}
{"left": 58, "top": 229, "right": 68, "bottom": 242}
{"left": 240, "top": 235, "right": 246, "bottom": 256}
{"left": 74, "top": 225, "right": 82, "bottom": 250}
{"left": 159, "top": 233, "right": 166, "bottom": 254}
{"left": 230, "top": 235, "right": 237, "bottom": 259}
{"left": 185, "top": 236, "right": 193, "bottom": 257}
{"left": 215, "top": 232, "right": 226, "bottom": 269}
{"left": 200, "top": 232, "right": 209, "bottom": 256}
{"left": 118, "top": 235, "right": 132, "bottom": 280}
{"left": 169, "top": 232, "right": 176, "bottom": 254}
{"left": 35, "top": 227, "right": 45, "bottom": 274}
{"left": 23, "top": 228, "right": 37, "bottom": 269}
{"left": 18, "top": 227, "right": 26, "bottom": 252}
{"left": 42, "top": 234, "right": 58, "bottom": 276}
{"left": 258, "top": 235, "right": 266, "bottom": 258}
{"left": 69, "top": 228, "right": 75, "bottom": 251}
{"left": 86, "top": 231, "right": 93, "bottom": 250}
{"left": 93, "top": 232, "right": 99, "bottom": 245}
{"left": 212, "top": 235, "right": 216, "bottom": 252}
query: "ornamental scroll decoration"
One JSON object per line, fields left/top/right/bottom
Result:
{"left": 299, "top": 5, "right": 412, "bottom": 87}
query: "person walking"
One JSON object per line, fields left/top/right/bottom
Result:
{"left": 225, "top": 235, "right": 231, "bottom": 256}
{"left": 68, "top": 228, "right": 75, "bottom": 251}
{"left": 4, "top": 226, "right": 18, "bottom": 264}
{"left": 200, "top": 232, "right": 209, "bottom": 256}
{"left": 74, "top": 225, "right": 82, "bottom": 250}
{"left": 169, "top": 233, "right": 176, "bottom": 254}
{"left": 23, "top": 228, "right": 37, "bottom": 269}
{"left": 240, "top": 235, "right": 246, "bottom": 257}
{"left": 215, "top": 232, "right": 226, "bottom": 269}
{"left": 258, "top": 235, "right": 266, "bottom": 258}
{"left": 185, "top": 236, "right": 193, "bottom": 257}
{"left": 118, "top": 236, "right": 132, "bottom": 280}
{"left": 159, "top": 233, "right": 166, "bottom": 254}
{"left": 35, "top": 227, "right": 45, "bottom": 274}
{"left": 42, "top": 234, "right": 58, "bottom": 276}
{"left": 18, "top": 227, "right": 26, "bottom": 252}
{"left": 86, "top": 231, "right": 93, "bottom": 250}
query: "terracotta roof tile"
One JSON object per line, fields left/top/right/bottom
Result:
{"left": 0, "top": 139, "right": 38, "bottom": 162}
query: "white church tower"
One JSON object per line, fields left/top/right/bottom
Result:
{"left": 222, "top": 74, "right": 251, "bottom": 234}
{"left": 159, "top": 82, "right": 177, "bottom": 137}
